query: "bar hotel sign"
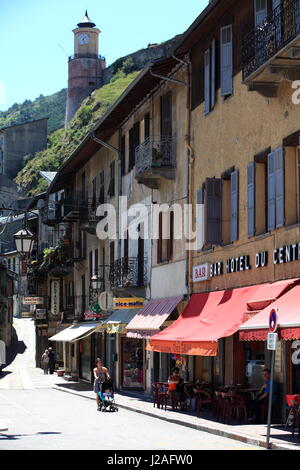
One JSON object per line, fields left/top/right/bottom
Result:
{"left": 193, "top": 241, "right": 300, "bottom": 282}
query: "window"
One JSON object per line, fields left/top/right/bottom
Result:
{"left": 108, "top": 161, "right": 115, "bottom": 197}
{"left": 92, "top": 177, "right": 97, "bottom": 210}
{"left": 81, "top": 274, "right": 86, "bottom": 313}
{"left": 254, "top": 0, "right": 268, "bottom": 28}
{"left": 248, "top": 145, "right": 285, "bottom": 236}
{"left": 144, "top": 113, "right": 150, "bottom": 140}
{"left": 204, "top": 40, "right": 216, "bottom": 114}
{"left": 120, "top": 135, "right": 126, "bottom": 177}
{"left": 99, "top": 170, "right": 105, "bottom": 204}
{"left": 89, "top": 251, "right": 93, "bottom": 279}
{"left": 79, "top": 230, "right": 86, "bottom": 259}
{"left": 161, "top": 92, "right": 172, "bottom": 137}
{"left": 157, "top": 211, "right": 174, "bottom": 264}
{"left": 203, "top": 171, "right": 239, "bottom": 248}
{"left": 220, "top": 25, "right": 233, "bottom": 97}
{"left": 128, "top": 122, "right": 140, "bottom": 172}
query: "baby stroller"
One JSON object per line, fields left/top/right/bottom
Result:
{"left": 98, "top": 380, "right": 118, "bottom": 412}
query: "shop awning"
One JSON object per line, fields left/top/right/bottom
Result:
{"left": 239, "top": 283, "right": 300, "bottom": 341}
{"left": 147, "top": 279, "right": 298, "bottom": 356}
{"left": 48, "top": 322, "right": 104, "bottom": 342}
{"left": 103, "top": 309, "right": 140, "bottom": 334}
{"left": 126, "top": 296, "right": 183, "bottom": 339}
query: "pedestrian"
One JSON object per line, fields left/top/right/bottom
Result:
{"left": 0, "top": 340, "right": 6, "bottom": 378}
{"left": 48, "top": 347, "right": 56, "bottom": 374}
{"left": 248, "top": 368, "right": 277, "bottom": 423}
{"left": 41, "top": 349, "right": 49, "bottom": 374}
{"left": 93, "top": 357, "right": 110, "bottom": 411}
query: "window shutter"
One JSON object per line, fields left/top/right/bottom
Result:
{"left": 247, "top": 162, "right": 256, "bottom": 237}
{"left": 254, "top": 0, "right": 268, "bottom": 28}
{"left": 267, "top": 151, "right": 276, "bottom": 231}
{"left": 274, "top": 146, "right": 285, "bottom": 228}
{"left": 230, "top": 170, "right": 239, "bottom": 242}
{"left": 205, "top": 178, "right": 222, "bottom": 245}
{"left": 161, "top": 92, "right": 172, "bottom": 137}
{"left": 220, "top": 25, "right": 233, "bottom": 97}
{"left": 197, "top": 188, "right": 205, "bottom": 251}
{"left": 204, "top": 48, "right": 211, "bottom": 115}
{"left": 211, "top": 39, "right": 216, "bottom": 109}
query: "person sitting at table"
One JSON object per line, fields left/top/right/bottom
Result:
{"left": 168, "top": 367, "right": 187, "bottom": 409}
{"left": 248, "top": 368, "right": 277, "bottom": 423}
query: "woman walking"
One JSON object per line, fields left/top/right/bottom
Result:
{"left": 41, "top": 349, "right": 49, "bottom": 375}
{"left": 93, "top": 357, "right": 110, "bottom": 411}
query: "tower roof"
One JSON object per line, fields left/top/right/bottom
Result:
{"left": 77, "top": 11, "right": 96, "bottom": 28}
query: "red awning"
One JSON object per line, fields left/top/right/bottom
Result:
{"left": 239, "top": 282, "right": 300, "bottom": 341}
{"left": 147, "top": 279, "right": 298, "bottom": 356}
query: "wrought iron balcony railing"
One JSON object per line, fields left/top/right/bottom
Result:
{"left": 109, "top": 257, "right": 148, "bottom": 290}
{"left": 242, "top": 0, "right": 300, "bottom": 80}
{"left": 41, "top": 200, "right": 62, "bottom": 226}
{"left": 79, "top": 196, "right": 107, "bottom": 229}
{"left": 62, "top": 191, "right": 86, "bottom": 220}
{"left": 135, "top": 136, "right": 176, "bottom": 179}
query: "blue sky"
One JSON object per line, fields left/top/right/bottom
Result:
{"left": 0, "top": 0, "right": 208, "bottom": 111}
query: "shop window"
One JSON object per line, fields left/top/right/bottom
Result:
{"left": 244, "top": 342, "right": 265, "bottom": 388}
{"left": 121, "top": 338, "right": 144, "bottom": 389}
{"left": 157, "top": 211, "right": 174, "bottom": 264}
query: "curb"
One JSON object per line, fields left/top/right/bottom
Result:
{"left": 52, "top": 385, "right": 296, "bottom": 451}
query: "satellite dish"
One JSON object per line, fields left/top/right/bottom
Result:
{"left": 99, "top": 291, "right": 113, "bottom": 311}
{"left": 37, "top": 199, "right": 45, "bottom": 209}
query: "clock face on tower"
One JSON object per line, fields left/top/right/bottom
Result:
{"left": 78, "top": 33, "right": 90, "bottom": 45}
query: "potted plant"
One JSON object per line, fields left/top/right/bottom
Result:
{"left": 151, "top": 147, "right": 162, "bottom": 167}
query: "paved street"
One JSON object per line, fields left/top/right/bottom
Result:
{"left": 0, "top": 319, "right": 261, "bottom": 450}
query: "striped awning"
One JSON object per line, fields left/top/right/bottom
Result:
{"left": 126, "top": 296, "right": 183, "bottom": 339}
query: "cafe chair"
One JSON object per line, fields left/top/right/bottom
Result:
{"left": 285, "top": 394, "right": 300, "bottom": 436}
{"left": 229, "top": 394, "right": 248, "bottom": 424}
{"left": 157, "top": 383, "right": 170, "bottom": 411}
{"left": 214, "top": 391, "right": 225, "bottom": 422}
{"left": 152, "top": 383, "right": 160, "bottom": 408}
{"left": 195, "top": 389, "right": 213, "bottom": 418}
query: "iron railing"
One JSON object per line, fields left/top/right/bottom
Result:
{"left": 41, "top": 200, "right": 62, "bottom": 226}
{"left": 62, "top": 191, "right": 86, "bottom": 219}
{"left": 109, "top": 256, "right": 148, "bottom": 289}
{"left": 135, "top": 135, "right": 176, "bottom": 178}
{"left": 242, "top": 0, "right": 300, "bottom": 79}
{"left": 79, "top": 196, "right": 107, "bottom": 226}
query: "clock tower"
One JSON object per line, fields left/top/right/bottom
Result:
{"left": 65, "top": 12, "right": 106, "bottom": 125}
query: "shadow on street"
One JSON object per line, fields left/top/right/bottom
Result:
{"left": 0, "top": 432, "right": 61, "bottom": 441}
{"left": 5, "top": 326, "right": 27, "bottom": 367}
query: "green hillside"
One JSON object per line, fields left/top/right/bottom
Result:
{"left": 0, "top": 89, "right": 67, "bottom": 135}
{"left": 15, "top": 71, "right": 140, "bottom": 196}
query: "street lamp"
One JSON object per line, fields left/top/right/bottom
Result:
{"left": 91, "top": 274, "right": 102, "bottom": 291}
{"left": 14, "top": 228, "right": 35, "bottom": 258}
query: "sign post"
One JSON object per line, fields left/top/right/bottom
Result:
{"left": 266, "top": 308, "right": 278, "bottom": 450}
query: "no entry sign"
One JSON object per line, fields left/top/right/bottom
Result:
{"left": 269, "top": 308, "right": 278, "bottom": 333}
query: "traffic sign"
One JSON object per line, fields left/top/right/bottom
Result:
{"left": 269, "top": 308, "right": 278, "bottom": 333}
{"left": 267, "top": 332, "right": 278, "bottom": 350}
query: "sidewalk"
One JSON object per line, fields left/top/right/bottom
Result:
{"left": 52, "top": 379, "right": 300, "bottom": 450}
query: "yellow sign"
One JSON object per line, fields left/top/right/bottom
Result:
{"left": 113, "top": 298, "right": 144, "bottom": 309}
{"left": 23, "top": 297, "right": 44, "bottom": 305}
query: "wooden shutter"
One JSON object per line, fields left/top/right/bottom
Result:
{"left": 230, "top": 170, "right": 239, "bottom": 242}
{"left": 197, "top": 188, "right": 205, "bottom": 251}
{"left": 120, "top": 135, "right": 126, "bottom": 176}
{"left": 274, "top": 146, "right": 285, "bottom": 228}
{"left": 161, "top": 92, "right": 172, "bottom": 137}
{"left": 247, "top": 162, "right": 256, "bottom": 237}
{"left": 204, "top": 48, "right": 211, "bottom": 115}
{"left": 157, "top": 212, "right": 163, "bottom": 264}
{"left": 267, "top": 151, "right": 276, "bottom": 231}
{"left": 99, "top": 170, "right": 104, "bottom": 204}
{"left": 254, "top": 0, "right": 268, "bottom": 27}
{"left": 211, "top": 39, "right": 216, "bottom": 109}
{"left": 220, "top": 25, "right": 233, "bottom": 97}
{"left": 205, "top": 178, "right": 222, "bottom": 245}
{"left": 167, "top": 211, "right": 174, "bottom": 260}
{"left": 144, "top": 113, "right": 150, "bottom": 140}
{"left": 128, "top": 127, "right": 134, "bottom": 171}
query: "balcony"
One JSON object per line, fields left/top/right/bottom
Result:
{"left": 135, "top": 136, "right": 176, "bottom": 189}
{"left": 80, "top": 196, "right": 106, "bottom": 235}
{"left": 242, "top": 0, "right": 300, "bottom": 97}
{"left": 109, "top": 257, "right": 148, "bottom": 291}
{"left": 41, "top": 200, "right": 62, "bottom": 226}
{"left": 62, "top": 192, "right": 85, "bottom": 222}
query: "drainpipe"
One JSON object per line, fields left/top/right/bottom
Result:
{"left": 169, "top": 53, "right": 194, "bottom": 299}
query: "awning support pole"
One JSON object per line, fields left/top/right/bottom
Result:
{"left": 266, "top": 348, "right": 276, "bottom": 449}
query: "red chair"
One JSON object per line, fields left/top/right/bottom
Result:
{"left": 152, "top": 383, "right": 160, "bottom": 408}
{"left": 156, "top": 383, "right": 170, "bottom": 411}
{"left": 214, "top": 392, "right": 225, "bottom": 422}
{"left": 229, "top": 394, "right": 248, "bottom": 424}
{"left": 221, "top": 393, "right": 235, "bottom": 424}
{"left": 195, "top": 389, "right": 213, "bottom": 418}
{"left": 285, "top": 394, "right": 300, "bottom": 436}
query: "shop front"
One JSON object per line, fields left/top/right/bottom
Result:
{"left": 239, "top": 282, "right": 300, "bottom": 420}
{"left": 102, "top": 308, "right": 142, "bottom": 390}
{"left": 126, "top": 295, "right": 184, "bottom": 391}
{"left": 147, "top": 280, "right": 298, "bottom": 396}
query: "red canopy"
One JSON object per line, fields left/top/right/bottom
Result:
{"left": 147, "top": 279, "right": 297, "bottom": 356}
{"left": 239, "top": 282, "right": 300, "bottom": 341}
